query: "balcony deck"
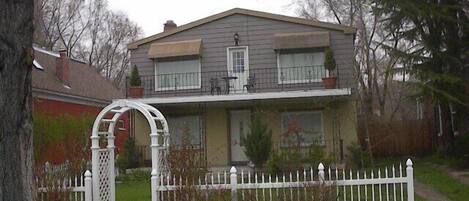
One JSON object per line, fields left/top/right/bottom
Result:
{"left": 126, "top": 66, "right": 352, "bottom": 104}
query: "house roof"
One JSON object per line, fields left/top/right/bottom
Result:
{"left": 32, "top": 46, "right": 123, "bottom": 103}
{"left": 128, "top": 8, "right": 356, "bottom": 49}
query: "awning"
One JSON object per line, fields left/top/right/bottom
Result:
{"left": 147, "top": 39, "right": 202, "bottom": 59}
{"left": 273, "top": 32, "right": 330, "bottom": 50}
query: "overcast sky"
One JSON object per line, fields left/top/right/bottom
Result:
{"left": 108, "top": 0, "right": 297, "bottom": 37}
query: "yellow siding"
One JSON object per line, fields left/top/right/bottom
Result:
{"left": 205, "top": 106, "right": 229, "bottom": 166}
{"left": 131, "top": 98, "right": 358, "bottom": 166}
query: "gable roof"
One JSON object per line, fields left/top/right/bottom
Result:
{"left": 128, "top": 8, "right": 356, "bottom": 49}
{"left": 32, "top": 46, "right": 123, "bottom": 104}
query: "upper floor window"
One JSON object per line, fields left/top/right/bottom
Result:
{"left": 155, "top": 58, "right": 201, "bottom": 91}
{"left": 277, "top": 51, "right": 326, "bottom": 84}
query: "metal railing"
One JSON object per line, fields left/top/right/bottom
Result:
{"left": 127, "top": 65, "right": 344, "bottom": 98}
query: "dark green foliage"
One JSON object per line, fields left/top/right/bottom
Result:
{"left": 323, "top": 48, "right": 336, "bottom": 72}
{"left": 122, "top": 137, "right": 141, "bottom": 169}
{"left": 129, "top": 65, "right": 141, "bottom": 87}
{"left": 346, "top": 142, "right": 371, "bottom": 169}
{"left": 33, "top": 113, "right": 93, "bottom": 171}
{"left": 374, "top": 0, "right": 468, "bottom": 155}
{"left": 453, "top": 133, "right": 469, "bottom": 168}
{"left": 267, "top": 145, "right": 333, "bottom": 176}
{"left": 241, "top": 117, "right": 273, "bottom": 168}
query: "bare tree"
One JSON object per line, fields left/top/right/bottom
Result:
{"left": 0, "top": 0, "right": 35, "bottom": 200}
{"left": 293, "top": 0, "right": 410, "bottom": 163}
{"left": 34, "top": 0, "right": 142, "bottom": 87}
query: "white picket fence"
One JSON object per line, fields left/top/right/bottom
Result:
{"left": 36, "top": 170, "right": 92, "bottom": 201}
{"left": 153, "top": 159, "right": 415, "bottom": 201}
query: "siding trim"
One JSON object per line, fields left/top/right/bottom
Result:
{"left": 130, "top": 88, "right": 352, "bottom": 104}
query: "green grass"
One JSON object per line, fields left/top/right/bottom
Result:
{"left": 116, "top": 180, "right": 151, "bottom": 201}
{"left": 414, "top": 163, "right": 469, "bottom": 201}
{"left": 415, "top": 194, "right": 427, "bottom": 201}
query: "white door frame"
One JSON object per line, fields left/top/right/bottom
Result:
{"left": 226, "top": 46, "right": 249, "bottom": 93}
{"left": 229, "top": 109, "right": 251, "bottom": 164}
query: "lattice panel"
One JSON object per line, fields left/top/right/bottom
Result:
{"left": 98, "top": 149, "right": 111, "bottom": 201}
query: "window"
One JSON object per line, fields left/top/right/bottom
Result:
{"left": 155, "top": 59, "right": 200, "bottom": 90}
{"left": 231, "top": 50, "right": 245, "bottom": 73}
{"left": 167, "top": 115, "right": 203, "bottom": 149}
{"left": 280, "top": 111, "right": 324, "bottom": 147}
{"left": 118, "top": 120, "right": 126, "bottom": 131}
{"left": 278, "top": 51, "right": 326, "bottom": 83}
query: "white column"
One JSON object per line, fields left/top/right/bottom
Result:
{"left": 150, "top": 132, "right": 160, "bottom": 201}
{"left": 84, "top": 170, "right": 92, "bottom": 201}
{"left": 406, "top": 159, "right": 414, "bottom": 201}
{"left": 151, "top": 169, "right": 158, "bottom": 201}
{"left": 90, "top": 135, "right": 100, "bottom": 201}
{"left": 230, "top": 166, "right": 238, "bottom": 201}
{"left": 107, "top": 134, "right": 116, "bottom": 201}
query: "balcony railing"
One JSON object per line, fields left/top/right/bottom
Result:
{"left": 127, "top": 65, "right": 343, "bottom": 98}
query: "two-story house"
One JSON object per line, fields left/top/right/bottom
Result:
{"left": 126, "top": 8, "right": 358, "bottom": 167}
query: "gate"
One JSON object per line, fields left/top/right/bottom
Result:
{"left": 90, "top": 100, "right": 170, "bottom": 201}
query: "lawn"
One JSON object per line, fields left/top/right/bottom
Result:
{"left": 414, "top": 163, "right": 469, "bottom": 201}
{"left": 116, "top": 180, "right": 151, "bottom": 201}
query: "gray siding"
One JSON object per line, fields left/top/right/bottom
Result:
{"left": 130, "top": 14, "right": 355, "bottom": 97}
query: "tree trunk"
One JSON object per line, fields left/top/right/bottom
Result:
{"left": 439, "top": 103, "right": 455, "bottom": 155}
{"left": 0, "top": 0, "right": 35, "bottom": 200}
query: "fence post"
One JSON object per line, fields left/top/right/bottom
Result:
{"left": 230, "top": 166, "right": 238, "bottom": 201}
{"left": 151, "top": 169, "right": 158, "bottom": 201}
{"left": 84, "top": 170, "right": 92, "bottom": 201}
{"left": 406, "top": 159, "right": 414, "bottom": 201}
{"left": 318, "top": 163, "right": 325, "bottom": 182}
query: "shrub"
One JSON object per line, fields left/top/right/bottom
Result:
{"left": 346, "top": 142, "right": 370, "bottom": 169}
{"left": 453, "top": 132, "right": 469, "bottom": 168}
{"left": 241, "top": 117, "right": 273, "bottom": 168}
{"left": 129, "top": 65, "right": 141, "bottom": 87}
{"left": 33, "top": 113, "right": 92, "bottom": 174}
{"left": 117, "top": 138, "right": 141, "bottom": 169}
{"left": 324, "top": 48, "right": 336, "bottom": 73}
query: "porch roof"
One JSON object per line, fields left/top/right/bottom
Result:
{"left": 126, "top": 88, "right": 352, "bottom": 105}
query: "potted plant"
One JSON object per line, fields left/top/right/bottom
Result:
{"left": 322, "top": 48, "right": 337, "bottom": 89}
{"left": 128, "top": 65, "right": 144, "bottom": 98}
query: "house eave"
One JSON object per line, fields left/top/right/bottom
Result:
{"left": 124, "top": 88, "right": 352, "bottom": 105}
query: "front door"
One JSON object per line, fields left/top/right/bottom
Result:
{"left": 230, "top": 110, "right": 250, "bottom": 163}
{"left": 227, "top": 47, "right": 249, "bottom": 93}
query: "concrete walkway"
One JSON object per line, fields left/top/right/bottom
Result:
{"left": 414, "top": 180, "right": 450, "bottom": 201}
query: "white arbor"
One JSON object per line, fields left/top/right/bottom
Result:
{"left": 90, "top": 100, "right": 169, "bottom": 201}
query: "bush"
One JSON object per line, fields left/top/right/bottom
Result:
{"left": 129, "top": 65, "right": 141, "bottom": 87}
{"left": 117, "top": 138, "right": 141, "bottom": 170}
{"left": 241, "top": 117, "right": 273, "bottom": 168}
{"left": 346, "top": 142, "right": 370, "bottom": 169}
{"left": 453, "top": 133, "right": 469, "bottom": 168}
{"left": 324, "top": 48, "right": 336, "bottom": 72}
{"left": 267, "top": 145, "right": 334, "bottom": 176}
{"left": 33, "top": 113, "right": 92, "bottom": 174}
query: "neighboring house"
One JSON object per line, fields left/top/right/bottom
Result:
{"left": 126, "top": 8, "right": 358, "bottom": 167}
{"left": 32, "top": 46, "right": 129, "bottom": 163}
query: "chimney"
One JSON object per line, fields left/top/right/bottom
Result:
{"left": 56, "top": 50, "right": 70, "bottom": 85}
{"left": 164, "top": 20, "right": 177, "bottom": 32}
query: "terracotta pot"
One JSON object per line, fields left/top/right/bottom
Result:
{"left": 322, "top": 77, "right": 337, "bottom": 89}
{"left": 128, "top": 87, "right": 144, "bottom": 98}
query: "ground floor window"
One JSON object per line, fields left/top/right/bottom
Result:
{"left": 167, "top": 115, "right": 203, "bottom": 149}
{"left": 280, "top": 111, "right": 324, "bottom": 147}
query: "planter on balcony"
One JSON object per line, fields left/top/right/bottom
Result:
{"left": 322, "top": 76, "right": 337, "bottom": 89}
{"left": 129, "top": 87, "right": 144, "bottom": 98}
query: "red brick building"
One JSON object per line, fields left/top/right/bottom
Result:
{"left": 32, "top": 46, "right": 128, "bottom": 164}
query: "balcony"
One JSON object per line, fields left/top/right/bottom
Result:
{"left": 126, "top": 65, "right": 350, "bottom": 100}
